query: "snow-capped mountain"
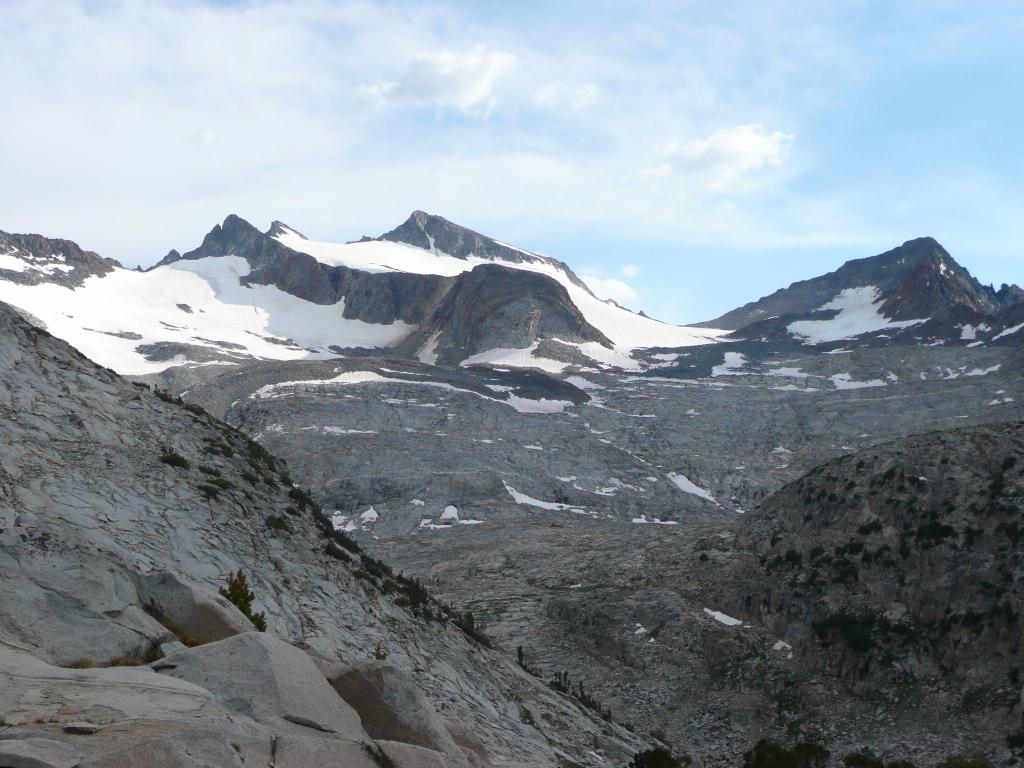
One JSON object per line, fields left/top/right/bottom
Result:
{"left": 704, "top": 236, "right": 1024, "bottom": 348}
{"left": 0, "top": 212, "right": 721, "bottom": 375}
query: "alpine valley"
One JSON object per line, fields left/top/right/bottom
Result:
{"left": 1, "top": 211, "right": 1022, "bottom": 767}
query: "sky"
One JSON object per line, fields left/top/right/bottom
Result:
{"left": 2, "top": 0, "right": 1023, "bottom": 324}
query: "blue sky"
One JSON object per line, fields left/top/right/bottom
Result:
{"left": 2, "top": 0, "right": 1022, "bottom": 323}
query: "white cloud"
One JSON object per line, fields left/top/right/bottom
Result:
{"left": 580, "top": 270, "right": 639, "bottom": 305}
{"left": 650, "top": 124, "right": 794, "bottom": 192}
{"left": 621, "top": 264, "right": 639, "bottom": 278}
{"left": 367, "top": 46, "right": 517, "bottom": 115}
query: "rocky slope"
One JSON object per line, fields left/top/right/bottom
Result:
{"left": 703, "top": 237, "right": 1024, "bottom": 347}
{"left": 724, "top": 420, "right": 1024, "bottom": 757}
{"left": 0, "top": 299, "right": 646, "bottom": 767}
{"left": 137, "top": 333, "right": 1024, "bottom": 764}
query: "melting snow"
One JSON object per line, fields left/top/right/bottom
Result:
{"left": 564, "top": 375, "right": 603, "bottom": 390}
{"left": 667, "top": 472, "right": 717, "bottom": 504}
{"left": 994, "top": 322, "right": 1024, "bottom": 340}
{"left": 252, "top": 368, "right": 573, "bottom": 414}
{"left": 830, "top": 373, "right": 887, "bottom": 390}
{"left": 787, "top": 286, "right": 927, "bottom": 344}
{"left": 462, "top": 343, "right": 567, "bottom": 374}
{"left": 703, "top": 608, "right": 743, "bottom": 627}
{"left": 503, "top": 481, "right": 589, "bottom": 514}
{"left": 711, "top": 352, "right": 748, "bottom": 377}
{"left": 416, "top": 331, "right": 442, "bottom": 365}
{"left": 631, "top": 515, "right": 679, "bottom": 525}
{"left": 964, "top": 364, "right": 1002, "bottom": 377}
{"left": 359, "top": 507, "right": 379, "bottom": 524}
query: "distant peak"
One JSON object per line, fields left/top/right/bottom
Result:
{"left": 221, "top": 213, "right": 254, "bottom": 230}
{"left": 154, "top": 248, "right": 182, "bottom": 268}
{"left": 267, "top": 221, "right": 307, "bottom": 240}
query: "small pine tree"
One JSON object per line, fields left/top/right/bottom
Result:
{"left": 628, "top": 747, "right": 682, "bottom": 768}
{"left": 220, "top": 570, "right": 267, "bottom": 631}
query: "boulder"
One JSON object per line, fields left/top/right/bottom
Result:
{"left": 153, "top": 632, "right": 367, "bottom": 740}
{"left": 324, "top": 660, "right": 466, "bottom": 765}
{"left": 135, "top": 571, "right": 254, "bottom": 644}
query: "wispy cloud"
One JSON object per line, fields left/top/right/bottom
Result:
{"left": 365, "top": 46, "right": 517, "bottom": 115}
{"left": 645, "top": 124, "right": 794, "bottom": 192}
{"left": 580, "top": 269, "right": 638, "bottom": 305}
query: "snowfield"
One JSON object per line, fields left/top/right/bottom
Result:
{"left": 0, "top": 256, "right": 413, "bottom": 375}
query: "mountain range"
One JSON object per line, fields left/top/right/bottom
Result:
{"left": 1, "top": 212, "right": 1023, "bottom": 766}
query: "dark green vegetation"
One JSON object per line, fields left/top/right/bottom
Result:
{"left": 742, "top": 740, "right": 829, "bottom": 768}
{"left": 159, "top": 450, "right": 189, "bottom": 469}
{"left": 627, "top": 747, "right": 685, "bottom": 768}
{"left": 220, "top": 570, "right": 267, "bottom": 632}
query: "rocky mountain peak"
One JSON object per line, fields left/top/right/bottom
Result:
{"left": 378, "top": 210, "right": 595, "bottom": 293}
{"left": 0, "top": 229, "right": 118, "bottom": 287}
{"left": 266, "top": 220, "right": 307, "bottom": 240}
{"left": 996, "top": 281, "right": 1024, "bottom": 309}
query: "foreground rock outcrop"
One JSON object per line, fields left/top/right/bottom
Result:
{"left": 0, "top": 300, "right": 644, "bottom": 766}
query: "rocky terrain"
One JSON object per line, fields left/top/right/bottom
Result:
{"left": 729, "top": 420, "right": 1024, "bottom": 751}
{"left": 0, "top": 299, "right": 646, "bottom": 767}
{"left": 2, "top": 212, "right": 1023, "bottom": 766}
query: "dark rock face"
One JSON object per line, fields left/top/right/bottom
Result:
{"left": 732, "top": 421, "right": 1024, "bottom": 731}
{"left": 0, "top": 230, "right": 117, "bottom": 287}
{"left": 416, "top": 264, "right": 610, "bottom": 365}
{"left": 703, "top": 237, "right": 1024, "bottom": 346}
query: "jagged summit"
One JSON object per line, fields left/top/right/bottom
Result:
{"left": 267, "top": 220, "right": 306, "bottom": 240}
{"left": 703, "top": 236, "right": 1024, "bottom": 347}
